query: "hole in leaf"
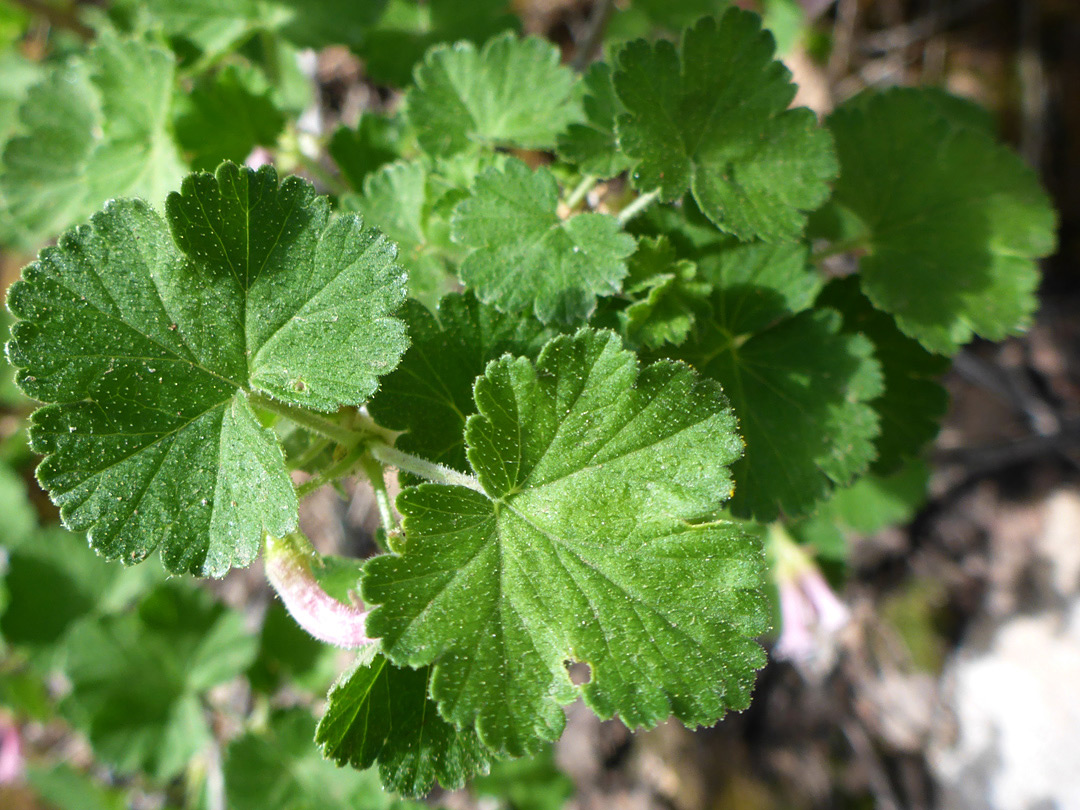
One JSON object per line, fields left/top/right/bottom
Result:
{"left": 566, "top": 659, "right": 591, "bottom": 685}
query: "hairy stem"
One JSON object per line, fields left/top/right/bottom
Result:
{"left": 249, "top": 394, "right": 360, "bottom": 446}
{"left": 564, "top": 174, "right": 598, "bottom": 210}
{"left": 369, "top": 443, "right": 485, "bottom": 493}
{"left": 359, "top": 453, "right": 398, "bottom": 532}
{"left": 296, "top": 444, "right": 367, "bottom": 499}
{"left": 617, "top": 189, "right": 661, "bottom": 225}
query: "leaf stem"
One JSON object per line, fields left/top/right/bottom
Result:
{"left": 359, "top": 453, "right": 398, "bottom": 532}
{"left": 296, "top": 444, "right": 367, "bottom": 499}
{"left": 572, "top": 0, "right": 616, "bottom": 71}
{"left": 369, "top": 443, "right": 486, "bottom": 493}
{"left": 564, "top": 174, "right": 598, "bottom": 210}
{"left": 617, "top": 189, "right": 661, "bottom": 226}
{"left": 249, "top": 393, "right": 360, "bottom": 447}
{"left": 288, "top": 436, "right": 332, "bottom": 471}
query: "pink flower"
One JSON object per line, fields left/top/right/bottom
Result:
{"left": 0, "top": 720, "right": 23, "bottom": 784}
{"left": 768, "top": 524, "right": 851, "bottom": 665}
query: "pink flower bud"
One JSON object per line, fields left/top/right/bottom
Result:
{"left": 264, "top": 534, "right": 373, "bottom": 649}
{"left": 0, "top": 720, "right": 23, "bottom": 784}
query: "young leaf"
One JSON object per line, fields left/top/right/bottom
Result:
{"left": 612, "top": 10, "right": 836, "bottom": 241}
{"left": 363, "top": 329, "right": 768, "bottom": 756}
{"left": 0, "top": 35, "right": 186, "bottom": 249}
{"left": 61, "top": 582, "right": 257, "bottom": 780}
{"left": 5, "top": 163, "right": 408, "bottom": 575}
{"left": 817, "top": 277, "right": 949, "bottom": 473}
{"left": 452, "top": 157, "right": 636, "bottom": 323}
{"left": 406, "top": 32, "right": 581, "bottom": 157}
{"left": 826, "top": 88, "right": 1057, "bottom": 354}
{"left": 317, "top": 647, "right": 493, "bottom": 796}
{"left": 369, "top": 294, "right": 555, "bottom": 474}
{"left": 674, "top": 259, "right": 882, "bottom": 520}
{"left": 556, "top": 62, "right": 631, "bottom": 179}
{"left": 618, "top": 236, "right": 711, "bottom": 349}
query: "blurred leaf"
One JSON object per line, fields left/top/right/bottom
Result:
{"left": 471, "top": 746, "right": 573, "bottom": 810}
{"left": 226, "top": 708, "right": 421, "bottom": 810}
{"left": 60, "top": 582, "right": 257, "bottom": 780}
{"left": 173, "top": 64, "right": 285, "bottom": 170}
{"left": 360, "top": 0, "right": 519, "bottom": 87}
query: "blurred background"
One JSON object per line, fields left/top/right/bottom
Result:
{"left": 1, "top": 1, "right": 1079, "bottom": 809}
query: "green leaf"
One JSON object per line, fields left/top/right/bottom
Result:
{"left": 363, "top": 329, "right": 768, "bottom": 756}
{"left": 0, "top": 49, "right": 42, "bottom": 147}
{"left": 248, "top": 601, "right": 338, "bottom": 693}
{"left": 0, "top": 35, "right": 187, "bottom": 249}
{"left": 0, "top": 461, "right": 35, "bottom": 548}
{"left": 26, "top": 765, "right": 128, "bottom": 810}
{"left": 344, "top": 158, "right": 464, "bottom": 307}
{"left": 1, "top": 526, "right": 164, "bottom": 648}
{"left": 369, "top": 294, "right": 555, "bottom": 474}
{"left": 406, "top": 32, "right": 581, "bottom": 157}
{"left": 696, "top": 240, "right": 821, "bottom": 335}
{"left": 613, "top": 10, "right": 836, "bottom": 241}
{"left": 452, "top": 158, "right": 636, "bottom": 323}
{"left": 618, "top": 236, "right": 710, "bottom": 349}
{"left": 61, "top": 582, "right": 256, "bottom": 780}
{"left": 6, "top": 163, "right": 408, "bottom": 575}
{"left": 317, "top": 646, "right": 493, "bottom": 796}
{"left": 791, "top": 460, "right": 930, "bottom": 563}
{"left": 227, "top": 707, "right": 416, "bottom": 810}
{"left": 817, "top": 277, "right": 949, "bottom": 472}
{"left": 676, "top": 305, "right": 882, "bottom": 521}
{"left": 826, "top": 88, "right": 1057, "bottom": 354}
{"left": 173, "top": 64, "right": 286, "bottom": 171}
{"left": 329, "top": 113, "right": 407, "bottom": 191}
{"left": 471, "top": 746, "right": 573, "bottom": 810}
{"left": 274, "top": 0, "right": 388, "bottom": 49}
{"left": 139, "top": 0, "right": 280, "bottom": 61}
{"left": 825, "top": 459, "right": 930, "bottom": 535}
{"left": 360, "top": 0, "right": 520, "bottom": 88}
{"left": 556, "top": 62, "right": 631, "bottom": 179}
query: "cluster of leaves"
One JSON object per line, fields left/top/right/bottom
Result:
{"left": 0, "top": 0, "right": 1057, "bottom": 804}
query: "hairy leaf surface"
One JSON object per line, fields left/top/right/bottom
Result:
{"left": 613, "top": 10, "right": 836, "bottom": 241}
{"left": 364, "top": 329, "right": 768, "bottom": 755}
{"left": 317, "top": 647, "right": 492, "bottom": 796}
{"left": 406, "top": 32, "right": 581, "bottom": 157}
{"left": 6, "top": 163, "right": 408, "bottom": 575}
{"left": 369, "top": 294, "right": 554, "bottom": 473}
{"left": 452, "top": 158, "right": 635, "bottom": 323}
